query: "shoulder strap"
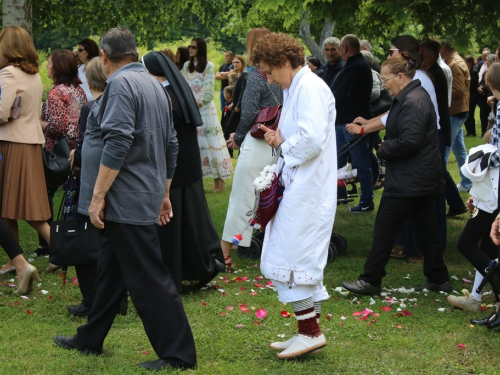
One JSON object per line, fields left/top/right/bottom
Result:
{"left": 255, "top": 68, "right": 267, "bottom": 81}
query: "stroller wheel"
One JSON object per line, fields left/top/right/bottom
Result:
{"left": 327, "top": 243, "right": 336, "bottom": 263}
{"left": 237, "top": 238, "right": 263, "bottom": 260}
{"left": 331, "top": 234, "right": 347, "bottom": 256}
{"left": 254, "top": 230, "right": 265, "bottom": 243}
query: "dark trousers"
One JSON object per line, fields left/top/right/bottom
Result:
{"left": 74, "top": 262, "right": 97, "bottom": 308}
{"left": 360, "top": 195, "right": 449, "bottom": 286}
{"left": 0, "top": 218, "right": 23, "bottom": 259}
{"left": 442, "top": 129, "right": 465, "bottom": 212}
{"left": 457, "top": 208, "right": 499, "bottom": 277}
{"left": 464, "top": 100, "right": 477, "bottom": 136}
{"left": 479, "top": 97, "right": 491, "bottom": 136}
{"left": 75, "top": 221, "right": 196, "bottom": 367}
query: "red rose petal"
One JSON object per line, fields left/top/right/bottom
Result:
{"left": 255, "top": 308, "right": 267, "bottom": 319}
{"left": 26, "top": 309, "right": 32, "bottom": 314}
{"left": 457, "top": 344, "right": 466, "bottom": 349}
{"left": 255, "top": 276, "right": 264, "bottom": 280}
{"left": 380, "top": 306, "right": 392, "bottom": 312}
{"left": 201, "top": 301, "right": 207, "bottom": 306}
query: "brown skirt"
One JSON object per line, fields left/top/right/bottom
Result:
{"left": 0, "top": 141, "right": 51, "bottom": 221}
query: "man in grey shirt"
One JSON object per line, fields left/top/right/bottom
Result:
{"left": 53, "top": 28, "right": 196, "bottom": 371}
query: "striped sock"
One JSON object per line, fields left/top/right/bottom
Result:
{"left": 313, "top": 301, "right": 322, "bottom": 323}
{"left": 291, "top": 297, "right": 321, "bottom": 337}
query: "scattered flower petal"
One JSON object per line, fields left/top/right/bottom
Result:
{"left": 380, "top": 306, "right": 392, "bottom": 312}
{"left": 26, "top": 309, "right": 32, "bottom": 314}
{"left": 201, "top": 301, "right": 207, "bottom": 306}
{"left": 457, "top": 344, "right": 466, "bottom": 349}
{"left": 255, "top": 308, "right": 267, "bottom": 319}
{"left": 451, "top": 275, "right": 459, "bottom": 280}
{"left": 41, "top": 290, "right": 48, "bottom": 295}
{"left": 280, "top": 310, "right": 291, "bottom": 318}
{"left": 226, "top": 306, "right": 234, "bottom": 311}
{"left": 437, "top": 308, "right": 447, "bottom": 312}
{"left": 236, "top": 324, "right": 245, "bottom": 328}
{"left": 21, "top": 296, "right": 30, "bottom": 300}
{"left": 462, "top": 278, "right": 473, "bottom": 284}
{"left": 255, "top": 276, "right": 264, "bottom": 280}
{"left": 142, "top": 351, "right": 149, "bottom": 355}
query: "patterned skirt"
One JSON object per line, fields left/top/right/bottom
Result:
{"left": 197, "top": 102, "right": 233, "bottom": 180}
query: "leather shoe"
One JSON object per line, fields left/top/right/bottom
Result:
{"left": 0, "top": 265, "right": 16, "bottom": 276}
{"left": 413, "top": 281, "right": 452, "bottom": 293}
{"left": 53, "top": 335, "right": 78, "bottom": 350}
{"left": 53, "top": 335, "right": 101, "bottom": 355}
{"left": 32, "top": 246, "right": 50, "bottom": 257}
{"left": 136, "top": 359, "right": 195, "bottom": 370}
{"left": 471, "top": 312, "right": 498, "bottom": 326}
{"left": 67, "top": 304, "right": 92, "bottom": 317}
{"left": 487, "top": 312, "right": 500, "bottom": 329}
{"left": 342, "top": 279, "right": 381, "bottom": 295}
{"left": 446, "top": 207, "right": 467, "bottom": 217}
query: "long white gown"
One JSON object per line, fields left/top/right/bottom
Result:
{"left": 260, "top": 66, "right": 337, "bottom": 302}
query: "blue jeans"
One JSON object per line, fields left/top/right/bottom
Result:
{"left": 445, "top": 113, "right": 471, "bottom": 189}
{"left": 337, "top": 124, "right": 374, "bottom": 205}
{"left": 220, "top": 90, "right": 226, "bottom": 112}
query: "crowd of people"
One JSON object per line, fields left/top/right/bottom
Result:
{"left": 0, "top": 23, "right": 500, "bottom": 368}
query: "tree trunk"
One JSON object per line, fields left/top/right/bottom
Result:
{"left": 297, "top": 10, "right": 335, "bottom": 65}
{"left": 2, "top": 0, "right": 33, "bottom": 36}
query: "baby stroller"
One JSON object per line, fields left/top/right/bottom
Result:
{"left": 237, "top": 135, "right": 366, "bottom": 263}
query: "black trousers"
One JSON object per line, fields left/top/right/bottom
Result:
{"left": 74, "top": 262, "right": 97, "bottom": 308}
{"left": 360, "top": 195, "right": 450, "bottom": 286}
{"left": 0, "top": 218, "right": 23, "bottom": 259}
{"left": 74, "top": 221, "right": 196, "bottom": 367}
{"left": 457, "top": 208, "right": 499, "bottom": 277}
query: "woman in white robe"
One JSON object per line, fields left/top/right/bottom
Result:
{"left": 252, "top": 33, "right": 337, "bottom": 360}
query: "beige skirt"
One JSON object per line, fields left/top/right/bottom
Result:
{"left": 0, "top": 141, "right": 51, "bottom": 221}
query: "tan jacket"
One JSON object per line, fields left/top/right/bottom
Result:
{"left": 0, "top": 65, "right": 45, "bottom": 144}
{"left": 446, "top": 52, "right": 470, "bottom": 116}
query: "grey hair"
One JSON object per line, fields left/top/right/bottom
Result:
{"left": 360, "top": 39, "right": 372, "bottom": 51}
{"left": 360, "top": 50, "right": 375, "bottom": 68}
{"left": 487, "top": 53, "right": 496, "bottom": 62}
{"left": 323, "top": 37, "right": 340, "bottom": 48}
{"left": 84, "top": 57, "right": 106, "bottom": 92}
{"left": 99, "top": 28, "right": 138, "bottom": 63}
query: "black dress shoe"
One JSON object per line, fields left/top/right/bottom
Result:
{"left": 413, "top": 281, "right": 452, "bottom": 293}
{"left": 136, "top": 359, "right": 195, "bottom": 370}
{"left": 471, "top": 312, "right": 498, "bottom": 326}
{"left": 342, "top": 279, "right": 381, "bottom": 295}
{"left": 446, "top": 207, "right": 467, "bottom": 217}
{"left": 487, "top": 312, "right": 500, "bottom": 329}
{"left": 32, "top": 246, "right": 50, "bottom": 257}
{"left": 53, "top": 335, "right": 101, "bottom": 355}
{"left": 197, "top": 258, "right": 225, "bottom": 288}
{"left": 67, "top": 304, "right": 92, "bottom": 317}
{"left": 53, "top": 335, "right": 78, "bottom": 350}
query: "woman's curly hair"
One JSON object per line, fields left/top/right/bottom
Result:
{"left": 252, "top": 33, "right": 305, "bottom": 69}
{"left": 382, "top": 50, "right": 417, "bottom": 79}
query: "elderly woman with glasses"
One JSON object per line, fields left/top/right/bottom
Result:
{"left": 342, "top": 52, "right": 451, "bottom": 295}
{"left": 251, "top": 33, "right": 337, "bottom": 360}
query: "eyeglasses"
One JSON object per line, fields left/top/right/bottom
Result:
{"left": 381, "top": 75, "right": 397, "bottom": 85}
{"left": 188, "top": 45, "right": 197, "bottom": 50}
{"left": 77, "top": 48, "right": 85, "bottom": 53}
{"left": 388, "top": 48, "right": 399, "bottom": 56}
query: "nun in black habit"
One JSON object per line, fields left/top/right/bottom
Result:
{"left": 142, "top": 51, "right": 225, "bottom": 292}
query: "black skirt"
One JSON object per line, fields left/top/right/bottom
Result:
{"left": 157, "top": 178, "right": 224, "bottom": 292}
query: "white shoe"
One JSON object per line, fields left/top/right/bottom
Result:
{"left": 457, "top": 184, "right": 470, "bottom": 193}
{"left": 447, "top": 290, "right": 481, "bottom": 312}
{"left": 277, "top": 333, "right": 326, "bottom": 359}
{"left": 270, "top": 336, "right": 296, "bottom": 351}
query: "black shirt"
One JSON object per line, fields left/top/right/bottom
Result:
{"left": 218, "top": 62, "right": 233, "bottom": 90}
{"left": 317, "top": 58, "right": 345, "bottom": 88}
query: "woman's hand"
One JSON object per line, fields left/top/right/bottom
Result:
{"left": 260, "top": 125, "right": 283, "bottom": 148}
{"left": 487, "top": 95, "right": 496, "bottom": 106}
{"left": 228, "top": 103, "right": 234, "bottom": 111}
{"left": 346, "top": 123, "right": 361, "bottom": 135}
{"left": 490, "top": 215, "right": 500, "bottom": 245}
{"left": 466, "top": 197, "right": 474, "bottom": 213}
{"left": 234, "top": 107, "right": 240, "bottom": 113}
{"left": 478, "top": 86, "right": 484, "bottom": 95}
{"left": 226, "top": 133, "right": 239, "bottom": 150}
{"left": 353, "top": 116, "right": 368, "bottom": 125}
{"left": 69, "top": 149, "right": 75, "bottom": 167}
{"left": 40, "top": 120, "right": 49, "bottom": 132}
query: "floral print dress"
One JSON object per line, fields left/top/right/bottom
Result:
{"left": 182, "top": 61, "right": 233, "bottom": 180}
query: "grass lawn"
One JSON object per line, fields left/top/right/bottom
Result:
{"left": 1, "top": 110, "right": 500, "bottom": 374}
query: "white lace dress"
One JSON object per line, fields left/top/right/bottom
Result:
{"left": 182, "top": 61, "right": 232, "bottom": 180}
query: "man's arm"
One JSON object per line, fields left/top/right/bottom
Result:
{"left": 88, "top": 164, "right": 120, "bottom": 229}
{"left": 158, "top": 179, "right": 173, "bottom": 226}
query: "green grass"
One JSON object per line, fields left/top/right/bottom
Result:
{"left": 1, "top": 111, "right": 499, "bottom": 374}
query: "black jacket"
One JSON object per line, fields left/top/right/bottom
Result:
{"left": 377, "top": 80, "right": 443, "bottom": 197}
{"left": 428, "top": 63, "right": 451, "bottom": 146}
{"left": 316, "top": 58, "right": 345, "bottom": 88}
{"left": 330, "top": 53, "right": 373, "bottom": 124}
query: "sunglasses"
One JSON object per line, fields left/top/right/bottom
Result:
{"left": 188, "top": 45, "right": 197, "bottom": 50}
{"left": 388, "top": 48, "right": 399, "bottom": 56}
{"left": 77, "top": 48, "right": 85, "bottom": 53}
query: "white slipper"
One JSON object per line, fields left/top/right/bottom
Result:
{"left": 277, "top": 333, "right": 326, "bottom": 359}
{"left": 270, "top": 335, "right": 297, "bottom": 351}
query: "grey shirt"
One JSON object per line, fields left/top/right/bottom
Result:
{"left": 78, "top": 63, "right": 178, "bottom": 225}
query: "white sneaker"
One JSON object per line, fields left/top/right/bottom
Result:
{"left": 447, "top": 290, "right": 481, "bottom": 312}
{"left": 277, "top": 333, "right": 326, "bottom": 359}
{"left": 270, "top": 336, "right": 296, "bottom": 351}
{"left": 456, "top": 184, "right": 470, "bottom": 193}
